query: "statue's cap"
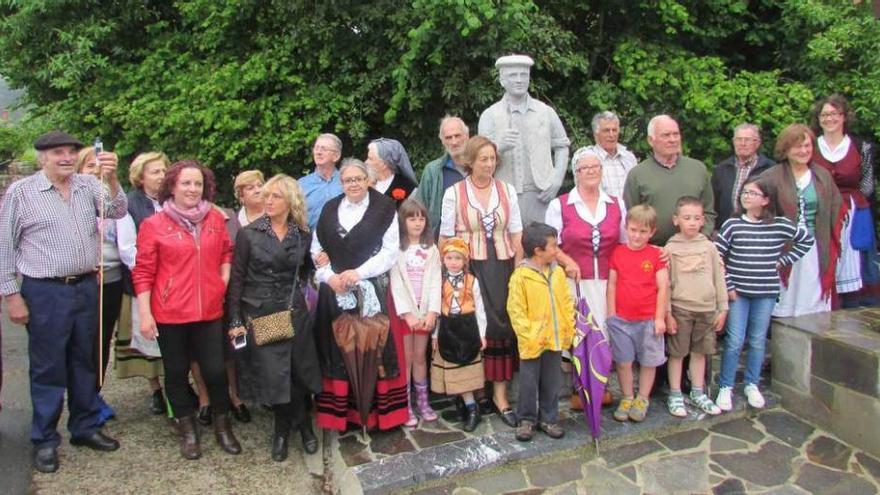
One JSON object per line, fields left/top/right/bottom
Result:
{"left": 495, "top": 54, "right": 534, "bottom": 69}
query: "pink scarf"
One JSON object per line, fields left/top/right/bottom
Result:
{"left": 163, "top": 199, "right": 211, "bottom": 235}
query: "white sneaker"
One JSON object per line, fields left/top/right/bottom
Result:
{"left": 744, "top": 384, "right": 765, "bottom": 408}
{"left": 716, "top": 386, "right": 733, "bottom": 412}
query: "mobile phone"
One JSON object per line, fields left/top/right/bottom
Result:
{"left": 233, "top": 333, "right": 247, "bottom": 349}
{"left": 94, "top": 137, "right": 103, "bottom": 157}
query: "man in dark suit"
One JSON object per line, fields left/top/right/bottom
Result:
{"left": 711, "top": 123, "right": 777, "bottom": 230}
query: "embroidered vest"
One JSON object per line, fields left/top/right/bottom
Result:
{"left": 453, "top": 179, "right": 514, "bottom": 260}
{"left": 813, "top": 142, "right": 867, "bottom": 209}
{"left": 441, "top": 273, "right": 476, "bottom": 316}
{"left": 559, "top": 193, "right": 621, "bottom": 280}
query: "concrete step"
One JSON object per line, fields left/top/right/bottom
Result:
{"left": 330, "top": 385, "right": 779, "bottom": 494}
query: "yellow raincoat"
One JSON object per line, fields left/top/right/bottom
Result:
{"left": 507, "top": 261, "right": 575, "bottom": 360}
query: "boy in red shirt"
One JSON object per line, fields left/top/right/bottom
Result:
{"left": 606, "top": 204, "right": 669, "bottom": 422}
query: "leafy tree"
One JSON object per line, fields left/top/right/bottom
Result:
{"left": 0, "top": 0, "right": 877, "bottom": 202}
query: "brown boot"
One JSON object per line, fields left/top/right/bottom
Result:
{"left": 213, "top": 413, "right": 242, "bottom": 455}
{"left": 176, "top": 415, "right": 201, "bottom": 460}
{"left": 602, "top": 390, "right": 614, "bottom": 406}
{"left": 570, "top": 393, "right": 583, "bottom": 411}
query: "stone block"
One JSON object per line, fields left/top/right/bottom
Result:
{"left": 828, "top": 385, "right": 880, "bottom": 458}
{"left": 464, "top": 468, "right": 527, "bottom": 494}
{"left": 811, "top": 376, "right": 835, "bottom": 410}
{"left": 794, "top": 463, "right": 877, "bottom": 495}
{"left": 772, "top": 380, "right": 831, "bottom": 429}
{"left": 637, "top": 451, "right": 711, "bottom": 494}
{"left": 812, "top": 338, "right": 879, "bottom": 398}
{"left": 771, "top": 325, "right": 812, "bottom": 392}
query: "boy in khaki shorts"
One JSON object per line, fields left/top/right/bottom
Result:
{"left": 664, "top": 196, "right": 728, "bottom": 417}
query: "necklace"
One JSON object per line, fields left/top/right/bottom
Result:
{"left": 470, "top": 177, "right": 492, "bottom": 190}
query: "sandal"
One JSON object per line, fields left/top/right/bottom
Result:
{"left": 689, "top": 392, "right": 721, "bottom": 415}
{"left": 667, "top": 394, "right": 687, "bottom": 417}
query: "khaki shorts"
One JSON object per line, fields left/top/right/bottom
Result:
{"left": 666, "top": 307, "right": 717, "bottom": 358}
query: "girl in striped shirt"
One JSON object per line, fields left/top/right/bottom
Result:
{"left": 714, "top": 177, "right": 813, "bottom": 411}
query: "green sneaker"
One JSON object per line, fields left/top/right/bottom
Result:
{"left": 614, "top": 398, "right": 634, "bottom": 422}
{"left": 628, "top": 396, "right": 650, "bottom": 422}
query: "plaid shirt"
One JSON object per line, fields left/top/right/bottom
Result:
{"left": 731, "top": 155, "right": 758, "bottom": 210}
{"left": 0, "top": 171, "right": 127, "bottom": 295}
{"left": 585, "top": 144, "right": 638, "bottom": 198}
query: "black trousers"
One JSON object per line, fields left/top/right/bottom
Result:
{"left": 95, "top": 280, "right": 123, "bottom": 390}
{"left": 156, "top": 319, "right": 229, "bottom": 417}
{"left": 273, "top": 378, "right": 311, "bottom": 435}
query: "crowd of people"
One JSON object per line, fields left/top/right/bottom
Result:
{"left": 0, "top": 61, "right": 877, "bottom": 474}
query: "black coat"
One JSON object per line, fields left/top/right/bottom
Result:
{"left": 225, "top": 216, "right": 322, "bottom": 403}
{"left": 711, "top": 154, "right": 777, "bottom": 230}
{"left": 384, "top": 172, "right": 417, "bottom": 209}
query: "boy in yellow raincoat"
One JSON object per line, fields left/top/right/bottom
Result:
{"left": 507, "top": 222, "right": 574, "bottom": 442}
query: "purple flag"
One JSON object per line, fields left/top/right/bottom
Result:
{"left": 570, "top": 286, "right": 613, "bottom": 442}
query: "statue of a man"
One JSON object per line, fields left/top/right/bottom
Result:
{"left": 478, "top": 54, "right": 570, "bottom": 225}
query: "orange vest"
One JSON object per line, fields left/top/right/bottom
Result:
{"left": 441, "top": 273, "right": 476, "bottom": 316}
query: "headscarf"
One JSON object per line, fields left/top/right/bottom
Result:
{"left": 440, "top": 237, "right": 470, "bottom": 260}
{"left": 372, "top": 138, "right": 417, "bottom": 184}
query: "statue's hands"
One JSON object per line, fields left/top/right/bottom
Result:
{"left": 538, "top": 180, "right": 563, "bottom": 203}
{"left": 498, "top": 128, "right": 520, "bottom": 153}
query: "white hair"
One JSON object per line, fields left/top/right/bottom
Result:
{"left": 339, "top": 157, "right": 374, "bottom": 181}
{"left": 733, "top": 123, "right": 761, "bottom": 139}
{"left": 438, "top": 116, "right": 469, "bottom": 138}
{"left": 647, "top": 114, "right": 675, "bottom": 139}
{"left": 591, "top": 111, "right": 620, "bottom": 134}
{"left": 570, "top": 147, "right": 601, "bottom": 174}
{"left": 315, "top": 133, "right": 342, "bottom": 154}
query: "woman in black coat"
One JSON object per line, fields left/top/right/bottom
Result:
{"left": 226, "top": 174, "right": 321, "bottom": 462}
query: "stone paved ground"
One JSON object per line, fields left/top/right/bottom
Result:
{"left": 405, "top": 410, "right": 880, "bottom": 495}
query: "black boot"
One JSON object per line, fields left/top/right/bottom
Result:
{"left": 149, "top": 389, "right": 165, "bottom": 415}
{"left": 300, "top": 424, "right": 318, "bottom": 455}
{"left": 271, "top": 432, "right": 289, "bottom": 462}
{"left": 463, "top": 405, "right": 481, "bottom": 432}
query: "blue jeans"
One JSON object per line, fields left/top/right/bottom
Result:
{"left": 719, "top": 295, "right": 776, "bottom": 388}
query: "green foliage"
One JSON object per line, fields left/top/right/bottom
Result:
{"left": 0, "top": 0, "right": 878, "bottom": 202}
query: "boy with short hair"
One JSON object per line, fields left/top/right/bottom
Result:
{"left": 607, "top": 205, "right": 668, "bottom": 422}
{"left": 507, "top": 223, "right": 574, "bottom": 442}
{"left": 664, "top": 196, "right": 728, "bottom": 417}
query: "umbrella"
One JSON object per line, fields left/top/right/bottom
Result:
{"left": 331, "top": 308, "right": 391, "bottom": 433}
{"left": 570, "top": 284, "right": 613, "bottom": 451}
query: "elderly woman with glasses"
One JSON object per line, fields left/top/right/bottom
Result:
{"left": 366, "top": 138, "right": 418, "bottom": 208}
{"left": 311, "top": 158, "right": 409, "bottom": 431}
{"left": 544, "top": 147, "right": 625, "bottom": 409}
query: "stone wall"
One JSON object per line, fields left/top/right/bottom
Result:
{"left": 770, "top": 308, "right": 880, "bottom": 457}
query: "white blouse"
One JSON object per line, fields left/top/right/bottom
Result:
{"left": 438, "top": 178, "right": 523, "bottom": 237}
{"left": 310, "top": 193, "right": 400, "bottom": 283}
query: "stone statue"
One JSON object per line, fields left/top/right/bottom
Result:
{"left": 478, "top": 54, "right": 570, "bottom": 226}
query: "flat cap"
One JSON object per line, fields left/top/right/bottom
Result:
{"left": 495, "top": 54, "right": 534, "bottom": 69}
{"left": 34, "top": 130, "right": 83, "bottom": 151}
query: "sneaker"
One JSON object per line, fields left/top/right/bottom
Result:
{"left": 744, "top": 384, "right": 765, "bottom": 409}
{"left": 537, "top": 422, "right": 565, "bottom": 439}
{"left": 716, "top": 386, "right": 733, "bottom": 412}
{"left": 628, "top": 396, "right": 649, "bottom": 422}
{"left": 667, "top": 393, "right": 687, "bottom": 418}
{"left": 613, "top": 398, "right": 634, "bottom": 422}
{"left": 689, "top": 391, "right": 721, "bottom": 415}
{"left": 515, "top": 420, "right": 534, "bottom": 442}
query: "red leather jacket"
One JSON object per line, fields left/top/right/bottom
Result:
{"left": 132, "top": 208, "right": 233, "bottom": 324}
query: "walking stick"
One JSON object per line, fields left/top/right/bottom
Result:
{"left": 95, "top": 137, "right": 105, "bottom": 390}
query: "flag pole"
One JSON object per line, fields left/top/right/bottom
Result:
{"left": 95, "top": 137, "right": 105, "bottom": 390}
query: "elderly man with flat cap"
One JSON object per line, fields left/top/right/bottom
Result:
{"left": 478, "top": 54, "right": 570, "bottom": 226}
{"left": 0, "top": 130, "right": 126, "bottom": 473}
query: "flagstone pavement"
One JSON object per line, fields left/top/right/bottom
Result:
{"left": 3, "top": 310, "right": 879, "bottom": 494}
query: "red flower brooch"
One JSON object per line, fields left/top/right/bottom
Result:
{"left": 391, "top": 188, "right": 407, "bottom": 200}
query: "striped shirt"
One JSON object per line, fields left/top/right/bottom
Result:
{"left": 715, "top": 215, "right": 814, "bottom": 297}
{"left": 0, "top": 171, "right": 128, "bottom": 295}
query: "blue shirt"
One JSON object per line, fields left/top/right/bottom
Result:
{"left": 300, "top": 168, "right": 342, "bottom": 231}
{"left": 441, "top": 157, "right": 465, "bottom": 192}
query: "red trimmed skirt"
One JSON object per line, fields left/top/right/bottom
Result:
{"left": 315, "top": 309, "right": 409, "bottom": 432}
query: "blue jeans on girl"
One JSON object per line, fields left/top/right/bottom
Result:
{"left": 719, "top": 295, "right": 776, "bottom": 388}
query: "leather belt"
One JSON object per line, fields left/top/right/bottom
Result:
{"left": 37, "top": 273, "right": 95, "bottom": 285}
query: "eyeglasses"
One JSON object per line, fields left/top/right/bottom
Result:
{"left": 342, "top": 176, "right": 367, "bottom": 185}
{"left": 741, "top": 190, "right": 765, "bottom": 198}
{"left": 819, "top": 111, "right": 842, "bottom": 120}
{"left": 733, "top": 137, "right": 758, "bottom": 143}
{"left": 575, "top": 165, "right": 601, "bottom": 173}
{"left": 313, "top": 145, "right": 339, "bottom": 153}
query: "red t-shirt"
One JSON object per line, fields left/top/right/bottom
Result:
{"left": 610, "top": 244, "right": 666, "bottom": 321}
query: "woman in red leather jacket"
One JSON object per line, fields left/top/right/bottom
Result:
{"left": 132, "top": 160, "right": 240, "bottom": 460}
